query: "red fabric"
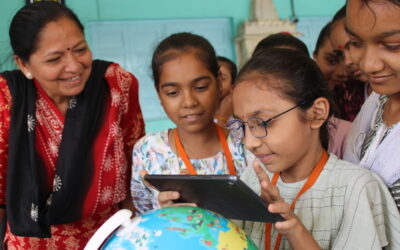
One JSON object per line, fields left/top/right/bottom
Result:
{"left": 0, "top": 63, "right": 145, "bottom": 249}
{"left": 331, "top": 79, "right": 367, "bottom": 122}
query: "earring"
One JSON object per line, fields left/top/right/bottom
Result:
{"left": 26, "top": 72, "right": 33, "bottom": 79}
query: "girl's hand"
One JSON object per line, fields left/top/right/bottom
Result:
{"left": 158, "top": 191, "right": 198, "bottom": 208}
{"left": 252, "top": 161, "right": 302, "bottom": 235}
{"left": 139, "top": 171, "right": 197, "bottom": 208}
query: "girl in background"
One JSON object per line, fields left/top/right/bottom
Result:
{"left": 313, "top": 23, "right": 353, "bottom": 158}
{"left": 131, "top": 32, "right": 254, "bottom": 214}
{"left": 329, "top": 5, "right": 370, "bottom": 122}
{"left": 313, "top": 22, "right": 348, "bottom": 91}
{"left": 213, "top": 56, "right": 237, "bottom": 129}
{"left": 344, "top": 0, "right": 400, "bottom": 211}
{"left": 159, "top": 48, "right": 400, "bottom": 249}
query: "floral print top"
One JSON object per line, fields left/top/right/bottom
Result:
{"left": 131, "top": 129, "right": 255, "bottom": 214}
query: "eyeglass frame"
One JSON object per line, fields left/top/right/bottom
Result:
{"left": 227, "top": 101, "right": 307, "bottom": 141}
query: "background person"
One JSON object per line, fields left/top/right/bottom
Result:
{"left": 344, "top": 0, "right": 400, "bottom": 211}
{"left": 213, "top": 56, "right": 237, "bottom": 129}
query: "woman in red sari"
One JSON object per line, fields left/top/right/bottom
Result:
{"left": 0, "top": 2, "right": 144, "bottom": 249}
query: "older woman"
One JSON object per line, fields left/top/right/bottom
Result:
{"left": 0, "top": 2, "right": 144, "bottom": 248}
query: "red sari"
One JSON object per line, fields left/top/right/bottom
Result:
{"left": 0, "top": 63, "right": 145, "bottom": 249}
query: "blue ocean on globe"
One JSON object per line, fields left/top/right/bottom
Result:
{"left": 102, "top": 206, "right": 258, "bottom": 250}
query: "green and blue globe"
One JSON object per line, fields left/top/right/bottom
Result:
{"left": 102, "top": 206, "right": 258, "bottom": 250}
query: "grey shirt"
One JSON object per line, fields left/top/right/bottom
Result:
{"left": 239, "top": 155, "right": 400, "bottom": 250}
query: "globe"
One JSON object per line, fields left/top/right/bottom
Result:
{"left": 100, "top": 206, "right": 258, "bottom": 250}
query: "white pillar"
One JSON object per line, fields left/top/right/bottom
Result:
{"left": 236, "top": 0, "right": 297, "bottom": 67}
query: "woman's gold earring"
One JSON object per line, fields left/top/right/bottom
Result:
{"left": 26, "top": 72, "right": 33, "bottom": 79}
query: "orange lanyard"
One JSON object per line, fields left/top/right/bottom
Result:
{"left": 173, "top": 124, "right": 236, "bottom": 175}
{"left": 265, "top": 151, "right": 328, "bottom": 250}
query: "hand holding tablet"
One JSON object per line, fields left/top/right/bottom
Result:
{"left": 144, "top": 174, "right": 284, "bottom": 223}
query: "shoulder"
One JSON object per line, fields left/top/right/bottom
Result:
{"left": 343, "top": 93, "right": 382, "bottom": 163}
{"left": 227, "top": 135, "right": 256, "bottom": 173}
{"left": 133, "top": 130, "right": 170, "bottom": 153}
{"left": 353, "top": 92, "right": 381, "bottom": 124}
{"left": 327, "top": 158, "right": 400, "bottom": 249}
{"left": 330, "top": 117, "right": 352, "bottom": 131}
{"left": 103, "top": 62, "right": 139, "bottom": 90}
{"left": 322, "top": 155, "right": 384, "bottom": 188}
{"left": 227, "top": 135, "right": 254, "bottom": 157}
{"left": 0, "top": 75, "right": 12, "bottom": 107}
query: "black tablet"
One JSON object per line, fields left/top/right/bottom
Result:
{"left": 144, "top": 174, "right": 284, "bottom": 223}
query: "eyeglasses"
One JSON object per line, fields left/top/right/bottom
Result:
{"left": 227, "top": 102, "right": 305, "bottom": 142}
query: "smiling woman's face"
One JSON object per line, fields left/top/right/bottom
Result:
{"left": 17, "top": 17, "right": 92, "bottom": 102}
{"left": 346, "top": 0, "right": 400, "bottom": 95}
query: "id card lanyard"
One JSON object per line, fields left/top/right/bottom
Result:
{"left": 173, "top": 124, "right": 236, "bottom": 175}
{"left": 265, "top": 151, "right": 329, "bottom": 250}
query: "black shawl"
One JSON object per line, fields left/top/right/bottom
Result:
{"left": 2, "top": 60, "right": 111, "bottom": 237}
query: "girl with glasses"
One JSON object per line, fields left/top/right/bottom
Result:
{"left": 130, "top": 32, "right": 254, "bottom": 214}
{"left": 159, "top": 48, "right": 400, "bottom": 249}
{"left": 248, "top": 32, "right": 352, "bottom": 159}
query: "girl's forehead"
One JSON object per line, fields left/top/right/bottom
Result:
{"left": 232, "top": 82, "right": 293, "bottom": 120}
{"left": 347, "top": 0, "right": 400, "bottom": 34}
{"left": 233, "top": 80, "right": 285, "bottom": 104}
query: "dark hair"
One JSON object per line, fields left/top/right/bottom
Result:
{"left": 151, "top": 32, "right": 219, "bottom": 91}
{"left": 236, "top": 48, "right": 334, "bottom": 150}
{"left": 252, "top": 33, "right": 309, "bottom": 57}
{"left": 217, "top": 56, "right": 237, "bottom": 83}
{"left": 10, "top": 1, "right": 84, "bottom": 62}
{"left": 332, "top": 5, "right": 346, "bottom": 23}
{"left": 314, "top": 22, "right": 331, "bottom": 55}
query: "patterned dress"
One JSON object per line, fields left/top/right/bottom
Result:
{"left": 0, "top": 63, "right": 145, "bottom": 249}
{"left": 131, "top": 130, "right": 255, "bottom": 214}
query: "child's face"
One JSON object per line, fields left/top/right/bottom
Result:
{"left": 330, "top": 19, "right": 367, "bottom": 82}
{"left": 313, "top": 39, "right": 346, "bottom": 90}
{"left": 346, "top": 0, "right": 400, "bottom": 95}
{"left": 157, "top": 52, "right": 220, "bottom": 132}
{"left": 219, "top": 61, "right": 233, "bottom": 97}
{"left": 232, "top": 77, "right": 313, "bottom": 174}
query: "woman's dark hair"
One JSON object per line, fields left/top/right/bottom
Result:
{"left": 10, "top": 1, "right": 84, "bottom": 62}
{"left": 314, "top": 22, "right": 331, "bottom": 56}
{"left": 236, "top": 48, "right": 334, "bottom": 150}
{"left": 217, "top": 56, "right": 237, "bottom": 83}
{"left": 151, "top": 32, "right": 219, "bottom": 91}
{"left": 252, "top": 33, "right": 309, "bottom": 57}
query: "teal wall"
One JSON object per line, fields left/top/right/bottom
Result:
{"left": 274, "top": 0, "right": 345, "bottom": 18}
{"left": 1, "top": 0, "right": 344, "bottom": 70}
